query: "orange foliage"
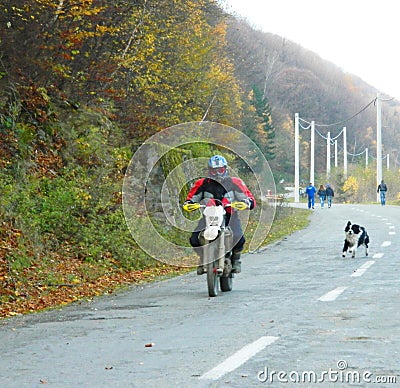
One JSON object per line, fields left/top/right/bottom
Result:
{"left": 0, "top": 248, "right": 188, "bottom": 318}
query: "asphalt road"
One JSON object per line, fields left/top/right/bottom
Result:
{"left": 0, "top": 203, "right": 399, "bottom": 387}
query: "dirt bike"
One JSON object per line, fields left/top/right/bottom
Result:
{"left": 183, "top": 199, "right": 249, "bottom": 297}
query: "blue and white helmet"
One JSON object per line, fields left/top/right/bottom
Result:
{"left": 208, "top": 155, "right": 228, "bottom": 179}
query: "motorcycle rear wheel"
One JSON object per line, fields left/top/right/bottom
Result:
{"left": 220, "top": 275, "right": 233, "bottom": 292}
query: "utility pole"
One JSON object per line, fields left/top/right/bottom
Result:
{"left": 326, "top": 131, "right": 331, "bottom": 179}
{"left": 294, "top": 113, "right": 300, "bottom": 203}
{"left": 376, "top": 93, "right": 382, "bottom": 202}
{"left": 310, "top": 121, "right": 315, "bottom": 186}
{"left": 366, "top": 148, "right": 368, "bottom": 167}
{"left": 387, "top": 154, "right": 389, "bottom": 170}
{"left": 334, "top": 140, "right": 338, "bottom": 168}
{"left": 343, "top": 127, "right": 348, "bottom": 178}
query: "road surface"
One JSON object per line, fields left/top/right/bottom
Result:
{"left": 0, "top": 204, "right": 399, "bottom": 387}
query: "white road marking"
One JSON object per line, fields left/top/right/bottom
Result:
{"left": 373, "top": 253, "right": 384, "bottom": 259}
{"left": 318, "top": 287, "right": 347, "bottom": 302}
{"left": 351, "top": 260, "right": 375, "bottom": 277}
{"left": 199, "top": 336, "right": 278, "bottom": 380}
{"left": 389, "top": 225, "right": 395, "bottom": 229}
{"left": 389, "top": 232, "right": 396, "bottom": 235}
{"left": 381, "top": 241, "right": 391, "bottom": 247}
{"left": 386, "top": 222, "right": 392, "bottom": 225}
{"left": 382, "top": 218, "right": 388, "bottom": 220}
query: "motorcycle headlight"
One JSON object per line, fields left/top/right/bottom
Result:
{"left": 204, "top": 226, "right": 219, "bottom": 241}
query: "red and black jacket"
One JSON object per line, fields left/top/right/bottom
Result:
{"left": 185, "top": 177, "right": 256, "bottom": 211}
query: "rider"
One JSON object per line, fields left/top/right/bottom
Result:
{"left": 184, "top": 155, "right": 256, "bottom": 275}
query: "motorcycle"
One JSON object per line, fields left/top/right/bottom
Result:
{"left": 183, "top": 199, "right": 249, "bottom": 297}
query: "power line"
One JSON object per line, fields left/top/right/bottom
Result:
{"left": 300, "top": 97, "right": 377, "bottom": 127}
{"left": 330, "top": 126, "right": 345, "bottom": 141}
{"left": 347, "top": 149, "right": 367, "bottom": 157}
{"left": 298, "top": 119, "right": 312, "bottom": 130}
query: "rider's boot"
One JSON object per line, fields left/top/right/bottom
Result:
{"left": 197, "top": 263, "right": 205, "bottom": 275}
{"left": 231, "top": 251, "right": 242, "bottom": 273}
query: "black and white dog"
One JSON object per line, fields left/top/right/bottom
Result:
{"left": 342, "top": 221, "right": 370, "bottom": 258}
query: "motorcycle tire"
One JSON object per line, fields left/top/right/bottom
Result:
{"left": 220, "top": 275, "right": 233, "bottom": 292}
{"left": 207, "top": 260, "right": 219, "bottom": 297}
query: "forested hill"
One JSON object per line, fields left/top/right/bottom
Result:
{"left": 0, "top": 1, "right": 399, "bottom": 315}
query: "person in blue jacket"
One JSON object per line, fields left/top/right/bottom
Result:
{"left": 305, "top": 182, "right": 317, "bottom": 209}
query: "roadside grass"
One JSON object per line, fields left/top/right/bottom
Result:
{"left": 0, "top": 206, "right": 310, "bottom": 318}
{"left": 259, "top": 206, "right": 310, "bottom": 247}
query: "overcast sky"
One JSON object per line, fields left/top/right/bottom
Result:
{"left": 223, "top": 0, "right": 400, "bottom": 101}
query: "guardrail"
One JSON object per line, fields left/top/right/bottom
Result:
{"left": 265, "top": 194, "right": 286, "bottom": 204}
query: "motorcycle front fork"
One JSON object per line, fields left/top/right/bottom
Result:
{"left": 201, "top": 235, "right": 226, "bottom": 274}
{"left": 217, "top": 236, "right": 225, "bottom": 273}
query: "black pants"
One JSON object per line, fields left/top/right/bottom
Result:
{"left": 189, "top": 212, "right": 245, "bottom": 253}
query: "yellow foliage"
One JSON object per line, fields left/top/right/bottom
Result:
{"left": 343, "top": 176, "right": 359, "bottom": 193}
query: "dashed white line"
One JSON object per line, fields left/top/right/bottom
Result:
{"left": 199, "top": 336, "right": 279, "bottom": 380}
{"left": 389, "top": 232, "right": 396, "bottom": 235}
{"left": 318, "top": 286, "right": 347, "bottom": 302}
{"left": 381, "top": 241, "right": 391, "bottom": 247}
{"left": 351, "top": 260, "right": 375, "bottom": 277}
{"left": 389, "top": 225, "right": 395, "bottom": 229}
{"left": 373, "top": 253, "right": 384, "bottom": 259}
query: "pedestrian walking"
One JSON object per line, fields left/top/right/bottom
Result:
{"left": 325, "top": 184, "right": 335, "bottom": 208}
{"left": 305, "top": 182, "right": 317, "bottom": 209}
{"left": 377, "top": 180, "right": 388, "bottom": 206}
{"left": 317, "top": 184, "right": 326, "bottom": 208}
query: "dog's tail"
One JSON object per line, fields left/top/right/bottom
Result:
{"left": 360, "top": 227, "right": 370, "bottom": 246}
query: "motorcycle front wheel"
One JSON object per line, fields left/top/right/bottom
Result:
{"left": 207, "top": 260, "right": 219, "bottom": 297}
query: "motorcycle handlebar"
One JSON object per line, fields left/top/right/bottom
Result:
{"left": 182, "top": 201, "right": 248, "bottom": 212}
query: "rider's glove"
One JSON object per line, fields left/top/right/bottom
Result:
{"left": 183, "top": 200, "right": 200, "bottom": 212}
{"left": 243, "top": 198, "right": 252, "bottom": 208}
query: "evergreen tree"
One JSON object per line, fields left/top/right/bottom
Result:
{"left": 240, "top": 87, "right": 275, "bottom": 173}
{"left": 252, "top": 87, "right": 276, "bottom": 160}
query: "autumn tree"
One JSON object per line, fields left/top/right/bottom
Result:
{"left": 109, "top": 0, "right": 242, "bottom": 137}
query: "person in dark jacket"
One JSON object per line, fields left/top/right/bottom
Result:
{"left": 184, "top": 155, "right": 255, "bottom": 275}
{"left": 377, "top": 180, "right": 388, "bottom": 205}
{"left": 317, "top": 184, "right": 327, "bottom": 208}
{"left": 325, "top": 184, "right": 335, "bottom": 208}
